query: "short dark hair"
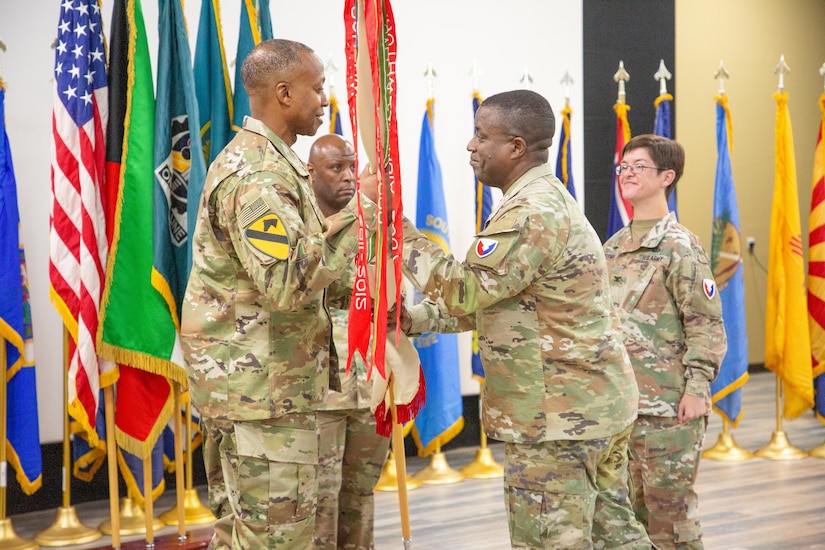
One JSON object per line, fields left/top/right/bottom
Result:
{"left": 623, "top": 134, "right": 685, "bottom": 196}
{"left": 240, "top": 39, "right": 314, "bottom": 92}
{"left": 481, "top": 90, "right": 555, "bottom": 154}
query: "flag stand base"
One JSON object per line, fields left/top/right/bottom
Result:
{"left": 754, "top": 431, "right": 807, "bottom": 460}
{"left": 459, "top": 447, "right": 504, "bottom": 478}
{"left": 412, "top": 452, "right": 465, "bottom": 485}
{"left": 0, "top": 518, "right": 37, "bottom": 550}
{"left": 375, "top": 452, "right": 422, "bottom": 492}
{"left": 98, "top": 497, "right": 165, "bottom": 536}
{"left": 159, "top": 489, "right": 216, "bottom": 526}
{"left": 34, "top": 506, "right": 102, "bottom": 546}
{"left": 807, "top": 439, "right": 825, "bottom": 458}
{"left": 701, "top": 432, "right": 753, "bottom": 461}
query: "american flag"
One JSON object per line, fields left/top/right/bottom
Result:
{"left": 49, "top": 0, "right": 113, "bottom": 445}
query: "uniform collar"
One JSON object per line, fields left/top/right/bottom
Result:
{"left": 502, "top": 163, "right": 555, "bottom": 200}
{"left": 242, "top": 116, "right": 309, "bottom": 177}
{"left": 618, "top": 211, "right": 678, "bottom": 251}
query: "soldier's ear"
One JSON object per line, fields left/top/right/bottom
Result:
{"left": 275, "top": 81, "right": 291, "bottom": 105}
{"left": 511, "top": 136, "right": 527, "bottom": 158}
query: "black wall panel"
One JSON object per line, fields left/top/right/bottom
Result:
{"left": 582, "top": 0, "right": 675, "bottom": 241}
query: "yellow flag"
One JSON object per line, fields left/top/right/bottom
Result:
{"left": 765, "top": 91, "right": 814, "bottom": 419}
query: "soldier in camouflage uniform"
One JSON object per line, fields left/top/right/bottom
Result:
{"left": 399, "top": 90, "right": 651, "bottom": 549}
{"left": 180, "top": 40, "right": 377, "bottom": 549}
{"left": 603, "top": 134, "right": 727, "bottom": 549}
{"left": 308, "top": 134, "right": 390, "bottom": 549}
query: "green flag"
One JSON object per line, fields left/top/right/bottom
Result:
{"left": 98, "top": 0, "right": 185, "bottom": 463}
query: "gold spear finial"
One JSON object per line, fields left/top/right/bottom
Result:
{"left": 469, "top": 57, "right": 481, "bottom": 93}
{"left": 520, "top": 65, "right": 533, "bottom": 90}
{"left": 654, "top": 59, "right": 672, "bottom": 96}
{"left": 424, "top": 62, "right": 436, "bottom": 100}
{"left": 325, "top": 54, "right": 338, "bottom": 95}
{"left": 819, "top": 62, "right": 825, "bottom": 92}
{"left": 713, "top": 60, "right": 730, "bottom": 95}
{"left": 614, "top": 60, "right": 630, "bottom": 104}
{"left": 774, "top": 55, "right": 790, "bottom": 93}
{"left": 560, "top": 70, "right": 573, "bottom": 107}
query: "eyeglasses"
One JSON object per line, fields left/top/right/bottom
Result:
{"left": 615, "top": 163, "right": 668, "bottom": 176}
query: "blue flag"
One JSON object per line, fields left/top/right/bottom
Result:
{"left": 118, "top": 442, "right": 165, "bottom": 507}
{"left": 194, "top": 0, "right": 233, "bottom": 164}
{"left": 412, "top": 100, "right": 464, "bottom": 455}
{"left": 0, "top": 86, "right": 42, "bottom": 495}
{"left": 154, "top": 0, "right": 207, "bottom": 315}
{"left": 231, "top": 0, "right": 263, "bottom": 135}
{"left": 710, "top": 96, "right": 748, "bottom": 426}
{"left": 329, "top": 93, "right": 343, "bottom": 136}
{"left": 471, "top": 91, "right": 491, "bottom": 382}
{"left": 654, "top": 93, "right": 678, "bottom": 217}
{"left": 555, "top": 104, "right": 576, "bottom": 200}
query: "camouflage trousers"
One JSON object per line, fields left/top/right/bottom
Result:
{"left": 314, "top": 408, "right": 390, "bottom": 549}
{"left": 505, "top": 426, "right": 651, "bottom": 550}
{"left": 628, "top": 415, "right": 707, "bottom": 550}
{"left": 201, "top": 414, "right": 319, "bottom": 549}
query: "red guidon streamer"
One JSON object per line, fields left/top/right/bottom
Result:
{"left": 343, "top": 1, "right": 371, "bottom": 377}
{"left": 343, "top": 0, "right": 404, "bottom": 379}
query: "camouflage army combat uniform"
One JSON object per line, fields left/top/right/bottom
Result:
{"left": 314, "top": 276, "right": 390, "bottom": 550}
{"left": 181, "top": 117, "right": 374, "bottom": 549}
{"left": 405, "top": 164, "right": 651, "bottom": 549}
{"left": 603, "top": 213, "right": 727, "bottom": 550}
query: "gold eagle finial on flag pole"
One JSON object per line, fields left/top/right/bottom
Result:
{"left": 614, "top": 60, "right": 630, "bottom": 105}
{"left": 714, "top": 60, "right": 730, "bottom": 96}
{"left": 774, "top": 54, "right": 790, "bottom": 93}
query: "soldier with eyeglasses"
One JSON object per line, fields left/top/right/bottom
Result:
{"left": 603, "top": 134, "right": 727, "bottom": 550}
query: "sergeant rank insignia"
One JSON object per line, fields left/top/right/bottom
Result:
{"left": 245, "top": 213, "right": 290, "bottom": 260}
{"left": 476, "top": 238, "right": 498, "bottom": 258}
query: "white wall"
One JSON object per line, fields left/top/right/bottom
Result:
{"left": 0, "top": 0, "right": 583, "bottom": 443}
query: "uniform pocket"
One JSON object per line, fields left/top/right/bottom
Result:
{"left": 234, "top": 422, "right": 318, "bottom": 526}
{"left": 642, "top": 421, "right": 698, "bottom": 489}
{"left": 673, "top": 517, "right": 702, "bottom": 544}
{"left": 621, "top": 264, "right": 657, "bottom": 312}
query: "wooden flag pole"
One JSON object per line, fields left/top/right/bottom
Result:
{"left": 388, "top": 376, "right": 412, "bottom": 547}
{"left": 34, "top": 329, "right": 102, "bottom": 546}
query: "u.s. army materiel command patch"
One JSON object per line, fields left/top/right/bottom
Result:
{"left": 702, "top": 278, "right": 717, "bottom": 299}
{"left": 475, "top": 238, "right": 498, "bottom": 258}
{"left": 245, "top": 213, "right": 290, "bottom": 260}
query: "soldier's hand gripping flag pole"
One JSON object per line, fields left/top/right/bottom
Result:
{"left": 345, "top": 0, "right": 415, "bottom": 546}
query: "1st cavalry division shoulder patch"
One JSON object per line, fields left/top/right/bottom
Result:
{"left": 245, "top": 213, "right": 290, "bottom": 260}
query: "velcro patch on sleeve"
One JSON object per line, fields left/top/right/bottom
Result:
{"left": 467, "top": 229, "right": 519, "bottom": 275}
{"left": 241, "top": 198, "right": 290, "bottom": 260}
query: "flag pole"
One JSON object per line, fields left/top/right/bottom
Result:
{"left": 159, "top": 395, "right": 215, "bottom": 525}
{"left": 702, "top": 62, "right": 752, "bottom": 462}
{"left": 388, "top": 376, "right": 412, "bottom": 547}
{"left": 34, "top": 329, "right": 102, "bottom": 546}
{"left": 0, "top": 336, "right": 37, "bottom": 550}
{"left": 755, "top": 56, "right": 809, "bottom": 461}
{"left": 754, "top": 379, "right": 806, "bottom": 459}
